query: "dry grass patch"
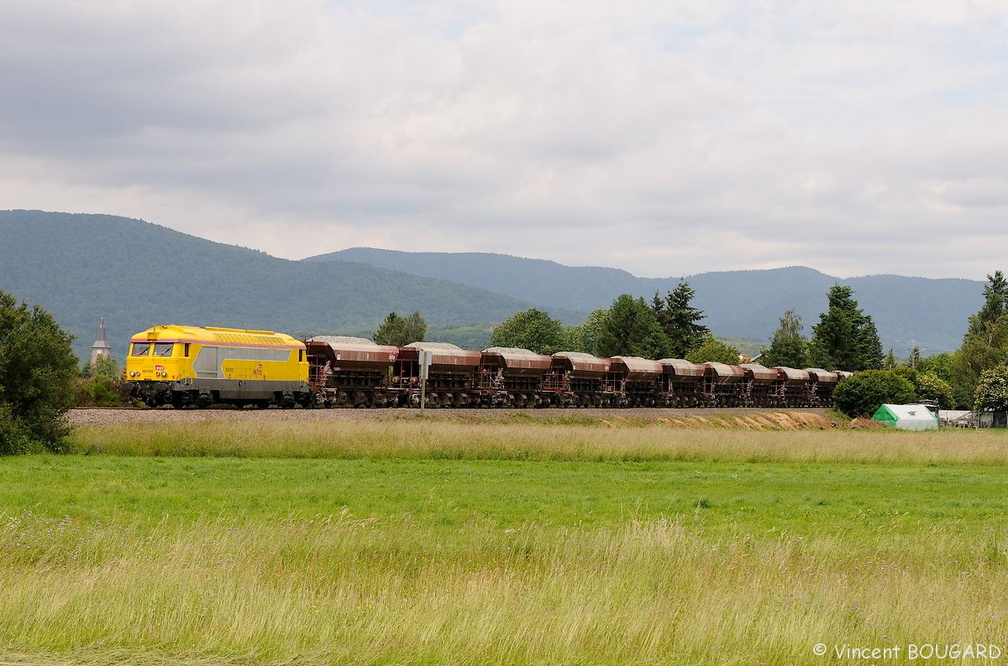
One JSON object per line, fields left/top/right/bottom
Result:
{"left": 69, "top": 418, "right": 1008, "bottom": 465}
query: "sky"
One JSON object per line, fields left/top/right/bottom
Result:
{"left": 1, "top": 1, "right": 1007, "bottom": 280}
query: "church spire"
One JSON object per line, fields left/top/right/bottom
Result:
{"left": 90, "top": 316, "right": 112, "bottom": 364}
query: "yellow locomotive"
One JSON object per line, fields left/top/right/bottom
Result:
{"left": 124, "top": 325, "right": 310, "bottom": 407}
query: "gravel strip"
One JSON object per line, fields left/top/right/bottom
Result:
{"left": 67, "top": 407, "right": 833, "bottom": 428}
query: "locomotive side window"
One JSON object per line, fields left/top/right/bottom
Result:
{"left": 131, "top": 342, "right": 152, "bottom": 356}
{"left": 154, "top": 343, "right": 174, "bottom": 357}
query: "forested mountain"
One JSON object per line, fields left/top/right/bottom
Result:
{"left": 0, "top": 211, "right": 543, "bottom": 361}
{"left": 1, "top": 211, "right": 983, "bottom": 363}
{"left": 311, "top": 249, "right": 985, "bottom": 355}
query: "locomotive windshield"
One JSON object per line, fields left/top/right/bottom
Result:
{"left": 154, "top": 343, "right": 174, "bottom": 357}
{"left": 131, "top": 342, "right": 152, "bottom": 356}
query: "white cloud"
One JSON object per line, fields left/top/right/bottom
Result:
{"left": 1, "top": 0, "right": 1007, "bottom": 279}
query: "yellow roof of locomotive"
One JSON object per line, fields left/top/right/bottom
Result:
{"left": 130, "top": 324, "right": 303, "bottom": 348}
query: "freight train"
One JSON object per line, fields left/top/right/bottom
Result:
{"left": 124, "top": 325, "right": 848, "bottom": 409}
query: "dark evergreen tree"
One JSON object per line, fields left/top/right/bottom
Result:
{"left": 651, "top": 282, "right": 708, "bottom": 358}
{"left": 373, "top": 311, "right": 427, "bottom": 346}
{"left": 808, "top": 285, "right": 883, "bottom": 371}
{"left": 950, "top": 270, "right": 1008, "bottom": 408}
{"left": 0, "top": 290, "right": 78, "bottom": 453}
{"left": 967, "top": 271, "right": 1008, "bottom": 336}
{"left": 761, "top": 309, "right": 808, "bottom": 368}
{"left": 597, "top": 295, "right": 672, "bottom": 360}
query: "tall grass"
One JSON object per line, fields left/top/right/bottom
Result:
{"left": 70, "top": 418, "right": 1008, "bottom": 465}
{"left": 6, "top": 418, "right": 1007, "bottom": 663}
{"left": 3, "top": 511, "right": 1006, "bottom": 665}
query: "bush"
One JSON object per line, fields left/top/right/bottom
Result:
{"left": 833, "top": 370, "right": 916, "bottom": 418}
{"left": 0, "top": 291, "right": 78, "bottom": 454}
{"left": 75, "top": 356, "right": 131, "bottom": 407}
{"left": 974, "top": 366, "right": 1008, "bottom": 413}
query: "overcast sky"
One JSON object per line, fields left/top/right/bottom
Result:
{"left": 2, "top": 1, "right": 1007, "bottom": 279}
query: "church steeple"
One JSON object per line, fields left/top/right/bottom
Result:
{"left": 90, "top": 316, "right": 112, "bottom": 365}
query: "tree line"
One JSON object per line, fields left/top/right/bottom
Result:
{"left": 3, "top": 271, "right": 1008, "bottom": 452}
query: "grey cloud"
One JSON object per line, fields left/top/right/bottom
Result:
{"left": 1, "top": 1, "right": 1007, "bottom": 279}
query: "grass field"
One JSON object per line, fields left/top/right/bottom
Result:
{"left": 2, "top": 414, "right": 1008, "bottom": 664}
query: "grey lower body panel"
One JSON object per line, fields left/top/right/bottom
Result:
{"left": 126, "top": 378, "right": 310, "bottom": 406}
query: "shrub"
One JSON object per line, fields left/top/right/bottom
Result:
{"left": 833, "top": 370, "right": 916, "bottom": 418}
{"left": 0, "top": 291, "right": 78, "bottom": 454}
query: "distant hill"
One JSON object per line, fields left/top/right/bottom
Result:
{"left": 310, "top": 248, "right": 985, "bottom": 354}
{"left": 0, "top": 211, "right": 551, "bottom": 361}
{"left": 1, "top": 211, "right": 982, "bottom": 363}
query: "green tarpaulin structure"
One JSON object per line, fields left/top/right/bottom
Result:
{"left": 872, "top": 404, "right": 939, "bottom": 430}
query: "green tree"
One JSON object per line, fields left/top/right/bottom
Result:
{"left": 916, "top": 352, "right": 954, "bottom": 384}
{"left": 891, "top": 367, "right": 953, "bottom": 409}
{"left": 373, "top": 311, "right": 427, "bottom": 346}
{"left": 915, "top": 371, "right": 954, "bottom": 409}
{"left": 950, "top": 313, "right": 1008, "bottom": 408}
{"left": 686, "top": 336, "right": 742, "bottom": 365}
{"left": 559, "top": 309, "right": 609, "bottom": 355}
{"left": 974, "top": 366, "right": 1008, "bottom": 413}
{"left": 490, "top": 309, "right": 563, "bottom": 354}
{"left": 0, "top": 290, "right": 78, "bottom": 453}
{"left": 809, "top": 285, "right": 883, "bottom": 371}
{"left": 760, "top": 309, "right": 808, "bottom": 368}
{"left": 651, "top": 282, "right": 708, "bottom": 357}
{"left": 80, "top": 354, "right": 119, "bottom": 379}
{"left": 596, "top": 295, "right": 672, "bottom": 360}
{"left": 967, "top": 271, "right": 1008, "bottom": 336}
{"left": 833, "top": 370, "right": 916, "bottom": 418}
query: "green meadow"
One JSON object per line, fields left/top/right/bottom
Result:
{"left": 2, "top": 416, "right": 1008, "bottom": 664}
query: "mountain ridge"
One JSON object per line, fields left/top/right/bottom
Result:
{"left": 0, "top": 210, "right": 984, "bottom": 361}
{"left": 309, "top": 248, "right": 984, "bottom": 355}
{"left": 0, "top": 211, "right": 554, "bottom": 361}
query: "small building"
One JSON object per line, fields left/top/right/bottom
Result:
{"left": 872, "top": 404, "right": 939, "bottom": 431}
{"left": 90, "top": 317, "right": 112, "bottom": 365}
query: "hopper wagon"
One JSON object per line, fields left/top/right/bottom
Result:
{"left": 774, "top": 367, "right": 812, "bottom": 407}
{"left": 305, "top": 336, "right": 399, "bottom": 407}
{"left": 609, "top": 356, "right": 664, "bottom": 406}
{"left": 542, "top": 352, "right": 611, "bottom": 406}
{"left": 659, "top": 358, "right": 705, "bottom": 407}
{"left": 393, "top": 342, "right": 482, "bottom": 407}
{"left": 702, "top": 362, "right": 746, "bottom": 406}
{"left": 805, "top": 368, "right": 839, "bottom": 407}
{"left": 478, "top": 347, "right": 553, "bottom": 407}
{"left": 740, "top": 363, "right": 779, "bottom": 407}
